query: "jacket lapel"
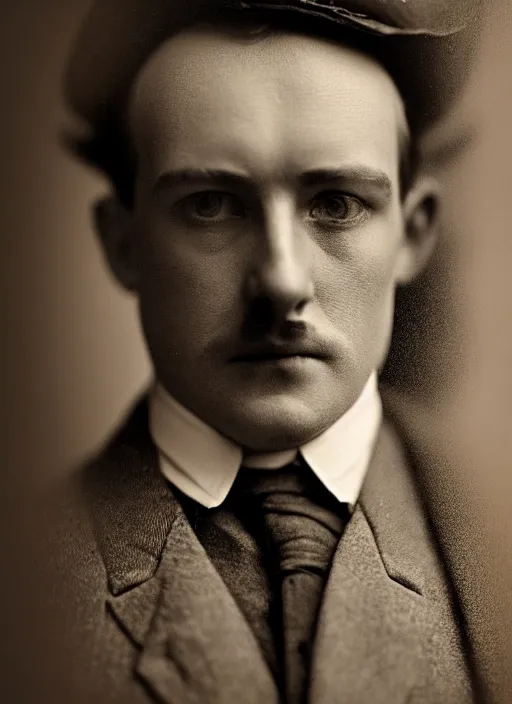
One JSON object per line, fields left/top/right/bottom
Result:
{"left": 310, "top": 418, "right": 473, "bottom": 704}
{"left": 134, "top": 509, "right": 278, "bottom": 704}
{"left": 382, "top": 389, "right": 510, "bottom": 702}
{"left": 86, "top": 398, "right": 278, "bottom": 704}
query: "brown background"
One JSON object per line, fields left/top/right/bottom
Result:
{"left": 0, "top": 1, "right": 510, "bottom": 483}
{"left": 1, "top": 1, "right": 511, "bottom": 701}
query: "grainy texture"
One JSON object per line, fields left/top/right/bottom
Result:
{"left": 48, "top": 399, "right": 474, "bottom": 703}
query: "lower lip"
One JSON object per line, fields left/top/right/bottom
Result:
{"left": 234, "top": 355, "right": 322, "bottom": 369}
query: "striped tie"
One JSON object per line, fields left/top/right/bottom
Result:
{"left": 238, "top": 458, "right": 349, "bottom": 704}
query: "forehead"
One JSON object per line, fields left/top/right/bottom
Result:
{"left": 128, "top": 24, "right": 406, "bottom": 183}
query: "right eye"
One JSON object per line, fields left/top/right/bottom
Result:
{"left": 177, "top": 191, "right": 246, "bottom": 223}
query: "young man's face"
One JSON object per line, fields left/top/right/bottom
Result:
{"left": 101, "top": 24, "right": 437, "bottom": 451}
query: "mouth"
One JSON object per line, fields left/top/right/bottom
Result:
{"left": 233, "top": 352, "right": 318, "bottom": 362}
{"left": 231, "top": 344, "right": 329, "bottom": 364}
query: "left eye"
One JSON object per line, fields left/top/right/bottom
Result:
{"left": 179, "top": 191, "right": 245, "bottom": 222}
{"left": 308, "top": 192, "right": 367, "bottom": 225}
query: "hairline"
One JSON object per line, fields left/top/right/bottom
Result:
{"left": 68, "top": 17, "right": 419, "bottom": 207}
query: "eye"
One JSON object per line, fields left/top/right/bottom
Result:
{"left": 178, "top": 191, "right": 245, "bottom": 223}
{"left": 308, "top": 191, "right": 368, "bottom": 227}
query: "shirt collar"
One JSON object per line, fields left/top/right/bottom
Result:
{"left": 149, "top": 372, "right": 382, "bottom": 509}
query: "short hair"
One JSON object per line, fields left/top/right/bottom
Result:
{"left": 64, "top": 14, "right": 420, "bottom": 208}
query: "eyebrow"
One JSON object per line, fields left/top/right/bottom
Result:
{"left": 152, "top": 169, "right": 249, "bottom": 195}
{"left": 151, "top": 166, "right": 392, "bottom": 196}
{"left": 299, "top": 167, "right": 392, "bottom": 194}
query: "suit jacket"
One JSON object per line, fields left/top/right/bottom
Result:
{"left": 50, "top": 397, "right": 479, "bottom": 704}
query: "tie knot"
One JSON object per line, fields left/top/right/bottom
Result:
{"left": 239, "top": 458, "right": 307, "bottom": 497}
{"left": 238, "top": 458, "right": 346, "bottom": 517}
{"left": 236, "top": 457, "right": 348, "bottom": 577}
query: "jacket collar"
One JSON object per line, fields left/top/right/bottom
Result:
{"left": 85, "top": 397, "right": 279, "bottom": 704}
{"left": 310, "top": 414, "right": 474, "bottom": 702}
{"left": 84, "top": 392, "right": 450, "bottom": 601}
{"left": 83, "top": 394, "right": 474, "bottom": 703}
{"left": 84, "top": 397, "right": 179, "bottom": 595}
{"left": 85, "top": 386, "right": 382, "bottom": 595}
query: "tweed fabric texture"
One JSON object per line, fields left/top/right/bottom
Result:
{"left": 45, "top": 396, "right": 477, "bottom": 703}
{"left": 177, "top": 487, "right": 279, "bottom": 676}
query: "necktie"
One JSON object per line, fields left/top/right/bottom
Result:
{"left": 238, "top": 457, "right": 350, "bottom": 704}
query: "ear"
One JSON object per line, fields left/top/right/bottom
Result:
{"left": 394, "top": 177, "right": 441, "bottom": 285}
{"left": 93, "top": 196, "right": 139, "bottom": 291}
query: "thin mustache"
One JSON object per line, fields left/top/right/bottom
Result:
{"left": 240, "top": 297, "right": 311, "bottom": 341}
{"left": 271, "top": 319, "right": 308, "bottom": 337}
{"left": 241, "top": 319, "right": 315, "bottom": 349}
{"left": 207, "top": 303, "right": 337, "bottom": 359}
{"left": 206, "top": 331, "right": 336, "bottom": 363}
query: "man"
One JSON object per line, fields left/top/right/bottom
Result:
{"left": 54, "top": 1, "right": 484, "bottom": 702}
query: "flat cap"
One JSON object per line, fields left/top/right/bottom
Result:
{"left": 65, "top": 0, "right": 482, "bottom": 135}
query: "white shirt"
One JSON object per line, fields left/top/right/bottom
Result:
{"left": 149, "top": 372, "right": 382, "bottom": 510}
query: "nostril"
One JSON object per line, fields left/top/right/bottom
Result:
{"left": 241, "top": 296, "right": 276, "bottom": 340}
{"left": 295, "top": 297, "right": 309, "bottom": 315}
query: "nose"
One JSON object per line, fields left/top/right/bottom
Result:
{"left": 244, "top": 198, "right": 315, "bottom": 319}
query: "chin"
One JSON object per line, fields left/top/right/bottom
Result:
{"left": 223, "top": 394, "right": 341, "bottom": 451}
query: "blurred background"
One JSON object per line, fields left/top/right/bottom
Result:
{"left": 1, "top": 0, "right": 511, "bottom": 483}
{"left": 1, "top": 0, "right": 511, "bottom": 701}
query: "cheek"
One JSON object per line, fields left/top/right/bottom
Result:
{"left": 135, "top": 224, "right": 242, "bottom": 349}
{"left": 316, "top": 218, "right": 402, "bottom": 351}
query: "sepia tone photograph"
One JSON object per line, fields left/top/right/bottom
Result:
{"left": 1, "top": 1, "right": 512, "bottom": 702}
